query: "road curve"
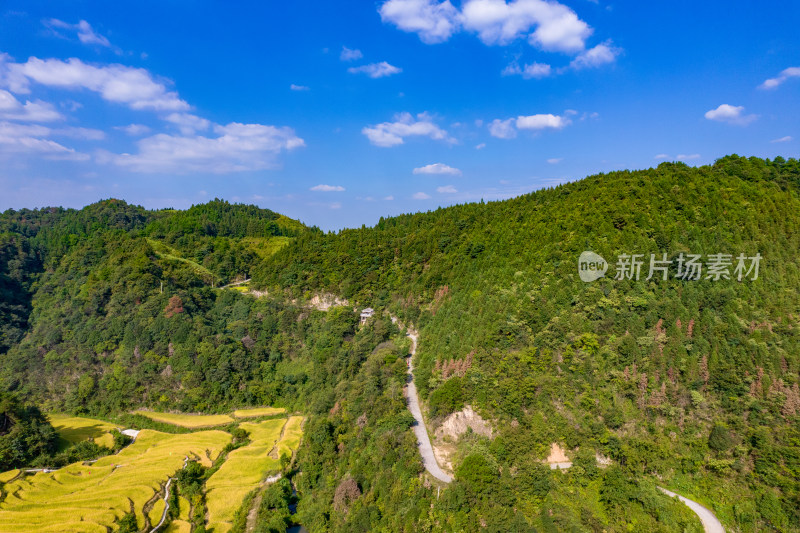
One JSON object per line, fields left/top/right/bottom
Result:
{"left": 658, "top": 487, "right": 725, "bottom": 533}
{"left": 404, "top": 331, "right": 453, "bottom": 483}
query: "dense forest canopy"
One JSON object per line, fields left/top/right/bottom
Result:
{"left": 1, "top": 155, "right": 799, "bottom": 531}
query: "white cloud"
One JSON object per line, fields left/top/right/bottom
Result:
{"left": 380, "top": 0, "right": 594, "bottom": 53}
{"left": 115, "top": 123, "right": 151, "bottom": 136}
{"left": 475, "top": 142, "right": 486, "bottom": 149}
{"left": 437, "top": 185, "right": 457, "bottom": 193}
{"left": 0, "top": 89, "right": 63, "bottom": 121}
{"left": 413, "top": 162, "right": 462, "bottom": 175}
{"left": 311, "top": 184, "right": 345, "bottom": 191}
{"left": 704, "top": 104, "right": 757, "bottom": 125}
{"left": 516, "top": 113, "right": 570, "bottom": 130}
{"left": 460, "top": 0, "right": 591, "bottom": 52}
{"left": 362, "top": 112, "right": 453, "bottom": 147}
{"left": 348, "top": 61, "right": 402, "bottom": 78}
{"left": 488, "top": 118, "right": 517, "bottom": 139}
{"left": 290, "top": 84, "right": 310, "bottom": 91}
{"left": 569, "top": 40, "right": 620, "bottom": 69}
{"left": 379, "top": 0, "right": 460, "bottom": 44}
{"left": 0, "top": 121, "right": 88, "bottom": 160}
{"left": 384, "top": 195, "right": 395, "bottom": 200}
{"left": 109, "top": 122, "right": 305, "bottom": 173}
{"left": 340, "top": 46, "right": 364, "bottom": 61}
{"left": 759, "top": 67, "right": 800, "bottom": 90}
{"left": 44, "top": 19, "right": 112, "bottom": 48}
{"left": 771, "top": 136, "right": 792, "bottom": 143}
{"left": 490, "top": 112, "right": 570, "bottom": 139}
{"left": 547, "top": 157, "right": 562, "bottom": 164}
{"left": 502, "top": 61, "right": 551, "bottom": 79}
{"left": 9, "top": 57, "right": 189, "bottom": 111}
{"left": 329, "top": 202, "right": 342, "bottom": 209}
{"left": 413, "top": 191, "right": 432, "bottom": 199}
{"left": 654, "top": 153, "right": 669, "bottom": 159}
{"left": 165, "top": 112, "right": 211, "bottom": 135}
{"left": 676, "top": 154, "right": 700, "bottom": 160}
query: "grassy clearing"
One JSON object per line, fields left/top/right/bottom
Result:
{"left": 145, "top": 238, "right": 216, "bottom": 282}
{"left": 205, "top": 419, "right": 288, "bottom": 533}
{"left": 48, "top": 413, "right": 117, "bottom": 451}
{"left": 232, "top": 407, "right": 286, "bottom": 418}
{"left": 0, "top": 429, "right": 230, "bottom": 533}
{"left": 241, "top": 236, "right": 293, "bottom": 259}
{"left": 134, "top": 410, "right": 234, "bottom": 428}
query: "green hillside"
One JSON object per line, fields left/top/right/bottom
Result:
{"left": 1, "top": 155, "right": 798, "bottom": 532}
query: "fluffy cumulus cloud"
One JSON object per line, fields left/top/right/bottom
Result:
{"left": 502, "top": 61, "right": 551, "bottom": 79}
{"left": 413, "top": 162, "right": 462, "bottom": 175}
{"left": 460, "top": 0, "right": 591, "bottom": 52}
{"left": 704, "top": 104, "right": 757, "bottom": 125}
{"left": 412, "top": 191, "right": 432, "bottom": 199}
{"left": 759, "top": 67, "right": 800, "bottom": 90}
{"left": 8, "top": 57, "right": 189, "bottom": 111}
{"left": 516, "top": 113, "right": 570, "bottom": 130}
{"left": 44, "top": 19, "right": 112, "bottom": 48}
{"left": 362, "top": 112, "right": 453, "bottom": 147}
{"left": 164, "top": 112, "right": 211, "bottom": 135}
{"left": 340, "top": 46, "right": 364, "bottom": 61}
{"left": 379, "top": 0, "right": 460, "bottom": 44}
{"left": 380, "top": 0, "right": 594, "bottom": 53}
{"left": 488, "top": 118, "right": 517, "bottom": 139}
{"left": 437, "top": 185, "right": 457, "bottom": 193}
{"left": 310, "top": 184, "right": 345, "bottom": 191}
{"left": 490, "top": 113, "right": 570, "bottom": 138}
{"left": 569, "top": 40, "right": 620, "bottom": 69}
{"left": 347, "top": 61, "right": 402, "bottom": 78}
{"left": 0, "top": 89, "right": 63, "bottom": 122}
{"left": 109, "top": 122, "right": 305, "bottom": 173}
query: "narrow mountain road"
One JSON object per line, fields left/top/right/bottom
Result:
{"left": 150, "top": 456, "right": 188, "bottom": 532}
{"left": 404, "top": 330, "right": 452, "bottom": 483}
{"left": 658, "top": 487, "right": 725, "bottom": 533}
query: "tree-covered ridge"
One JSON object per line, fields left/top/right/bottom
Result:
{"left": 254, "top": 155, "right": 800, "bottom": 530}
{"left": 0, "top": 156, "right": 798, "bottom": 531}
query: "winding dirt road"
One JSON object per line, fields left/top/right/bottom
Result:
{"left": 404, "top": 331, "right": 452, "bottom": 483}
{"left": 400, "top": 327, "right": 723, "bottom": 532}
{"left": 658, "top": 487, "right": 725, "bottom": 533}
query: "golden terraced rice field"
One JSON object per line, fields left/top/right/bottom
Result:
{"left": 232, "top": 406, "right": 286, "bottom": 418}
{"left": 205, "top": 418, "right": 296, "bottom": 533}
{"left": 134, "top": 410, "right": 234, "bottom": 428}
{"left": 0, "top": 429, "right": 230, "bottom": 533}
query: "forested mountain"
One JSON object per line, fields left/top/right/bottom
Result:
{"left": 1, "top": 155, "right": 799, "bottom": 532}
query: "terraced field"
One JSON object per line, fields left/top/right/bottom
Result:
{"left": 48, "top": 413, "right": 117, "bottom": 450}
{"left": 206, "top": 417, "right": 302, "bottom": 533}
{"left": 0, "top": 429, "right": 231, "bottom": 533}
{"left": 232, "top": 406, "right": 286, "bottom": 418}
{"left": 135, "top": 410, "right": 234, "bottom": 428}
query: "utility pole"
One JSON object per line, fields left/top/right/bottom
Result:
{"left": 160, "top": 281, "right": 163, "bottom": 294}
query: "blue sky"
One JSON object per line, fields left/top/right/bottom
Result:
{"left": 0, "top": 1, "right": 798, "bottom": 230}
